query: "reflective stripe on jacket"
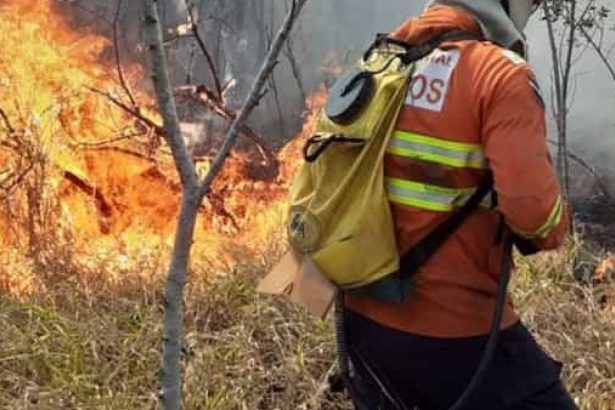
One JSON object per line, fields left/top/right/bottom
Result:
{"left": 345, "top": 5, "right": 570, "bottom": 338}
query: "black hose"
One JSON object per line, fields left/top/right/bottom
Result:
{"left": 447, "top": 233, "right": 514, "bottom": 410}
{"left": 335, "top": 292, "right": 351, "bottom": 386}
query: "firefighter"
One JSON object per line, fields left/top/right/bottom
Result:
{"left": 342, "top": 0, "right": 578, "bottom": 409}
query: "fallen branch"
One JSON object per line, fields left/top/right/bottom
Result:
{"left": 62, "top": 170, "right": 113, "bottom": 219}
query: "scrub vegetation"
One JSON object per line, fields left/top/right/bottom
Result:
{"left": 1, "top": 1, "right": 614, "bottom": 409}
{"left": 1, "top": 236, "right": 614, "bottom": 410}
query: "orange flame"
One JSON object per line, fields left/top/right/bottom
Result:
{"left": 594, "top": 253, "right": 615, "bottom": 282}
{"left": 0, "top": 0, "right": 323, "bottom": 296}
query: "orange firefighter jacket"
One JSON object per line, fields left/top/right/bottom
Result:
{"left": 344, "top": 5, "right": 571, "bottom": 338}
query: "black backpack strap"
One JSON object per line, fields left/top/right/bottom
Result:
{"left": 363, "top": 30, "right": 483, "bottom": 65}
{"left": 347, "top": 174, "right": 494, "bottom": 303}
{"left": 398, "top": 173, "right": 494, "bottom": 281}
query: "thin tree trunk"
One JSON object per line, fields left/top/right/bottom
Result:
{"left": 159, "top": 190, "right": 201, "bottom": 408}
{"left": 142, "top": 3, "right": 200, "bottom": 409}
{"left": 543, "top": 1, "right": 567, "bottom": 196}
{"left": 141, "top": 1, "right": 309, "bottom": 409}
{"left": 142, "top": 1, "right": 198, "bottom": 189}
{"left": 560, "top": 0, "right": 577, "bottom": 198}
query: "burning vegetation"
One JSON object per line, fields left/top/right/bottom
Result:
{"left": 0, "top": 0, "right": 315, "bottom": 297}
{"left": 0, "top": 1, "right": 614, "bottom": 410}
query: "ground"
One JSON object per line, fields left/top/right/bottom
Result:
{"left": 0, "top": 238, "right": 614, "bottom": 410}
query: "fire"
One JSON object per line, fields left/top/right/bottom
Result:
{"left": 0, "top": 0, "right": 322, "bottom": 296}
{"left": 594, "top": 253, "right": 615, "bottom": 283}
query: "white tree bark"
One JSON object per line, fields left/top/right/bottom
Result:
{"left": 142, "top": 0, "right": 198, "bottom": 189}
{"left": 140, "top": 1, "right": 309, "bottom": 409}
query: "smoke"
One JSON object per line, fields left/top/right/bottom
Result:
{"left": 55, "top": 0, "right": 614, "bottom": 185}
{"left": 298, "top": 0, "right": 615, "bottom": 190}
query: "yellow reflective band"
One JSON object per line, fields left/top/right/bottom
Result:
{"left": 385, "top": 177, "right": 492, "bottom": 212}
{"left": 514, "top": 196, "right": 564, "bottom": 239}
{"left": 387, "top": 130, "right": 487, "bottom": 169}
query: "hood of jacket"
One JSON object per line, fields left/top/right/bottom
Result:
{"left": 391, "top": 5, "right": 482, "bottom": 43}
{"left": 424, "top": 0, "right": 525, "bottom": 51}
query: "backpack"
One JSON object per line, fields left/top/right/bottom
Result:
{"left": 287, "top": 32, "right": 489, "bottom": 304}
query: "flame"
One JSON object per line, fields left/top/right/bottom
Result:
{"left": 0, "top": 0, "right": 323, "bottom": 296}
{"left": 594, "top": 253, "right": 615, "bottom": 282}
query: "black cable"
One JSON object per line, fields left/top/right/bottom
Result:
{"left": 447, "top": 233, "right": 514, "bottom": 410}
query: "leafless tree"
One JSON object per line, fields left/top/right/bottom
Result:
{"left": 542, "top": 0, "right": 612, "bottom": 197}
{"left": 140, "top": 1, "right": 309, "bottom": 410}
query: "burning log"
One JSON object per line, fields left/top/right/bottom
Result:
{"left": 61, "top": 170, "right": 113, "bottom": 233}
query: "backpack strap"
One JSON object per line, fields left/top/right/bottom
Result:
{"left": 363, "top": 30, "right": 483, "bottom": 65}
{"left": 398, "top": 173, "right": 494, "bottom": 281}
{"left": 348, "top": 174, "right": 493, "bottom": 303}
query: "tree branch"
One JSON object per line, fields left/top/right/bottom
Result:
{"left": 142, "top": 1, "right": 198, "bottom": 189}
{"left": 184, "top": 0, "right": 223, "bottom": 99}
{"left": 284, "top": 36, "right": 308, "bottom": 108}
{"left": 547, "top": 139, "right": 613, "bottom": 200}
{"left": 86, "top": 87, "right": 163, "bottom": 136}
{"left": 113, "top": 0, "right": 138, "bottom": 109}
{"left": 0, "top": 106, "right": 15, "bottom": 134}
{"left": 198, "top": 0, "right": 308, "bottom": 198}
{"left": 579, "top": 25, "right": 615, "bottom": 83}
{"left": 62, "top": 170, "right": 114, "bottom": 219}
{"left": 69, "top": 131, "right": 146, "bottom": 148}
{"left": 175, "top": 83, "right": 277, "bottom": 168}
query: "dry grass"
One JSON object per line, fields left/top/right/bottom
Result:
{"left": 0, "top": 238, "right": 614, "bottom": 410}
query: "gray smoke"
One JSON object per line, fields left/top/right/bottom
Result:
{"left": 57, "top": 0, "right": 614, "bottom": 188}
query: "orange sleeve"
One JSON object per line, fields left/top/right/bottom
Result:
{"left": 480, "top": 60, "right": 570, "bottom": 251}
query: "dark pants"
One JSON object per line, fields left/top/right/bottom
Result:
{"left": 344, "top": 309, "right": 579, "bottom": 410}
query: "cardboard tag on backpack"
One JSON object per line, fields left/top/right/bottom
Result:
{"left": 257, "top": 250, "right": 336, "bottom": 319}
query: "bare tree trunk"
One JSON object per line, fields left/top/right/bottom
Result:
{"left": 544, "top": 4, "right": 565, "bottom": 183}
{"left": 544, "top": 0, "right": 579, "bottom": 198}
{"left": 560, "top": 0, "right": 578, "bottom": 197}
{"left": 142, "top": 3, "right": 200, "bottom": 409}
{"left": 140, "top": 1, "right": 309, "bottom": 409}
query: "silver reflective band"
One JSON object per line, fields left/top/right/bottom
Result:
{"left": 387, "top": 131, "right": 487, "bottom": 169}
{"left": 386, "top": 177, "right": 493, "bottom": 212}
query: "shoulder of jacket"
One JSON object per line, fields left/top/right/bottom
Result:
{"left": 499, "top": 49, "right": 527, "bottom": 66}
{"left": 476, "top": 42, "right": 530, "bottom": 67}
{"left": 461, "top": 41, "right": 536, "bottom": 81}
{"left": 471, "top": 43, "right": 546, "bottom": 109}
